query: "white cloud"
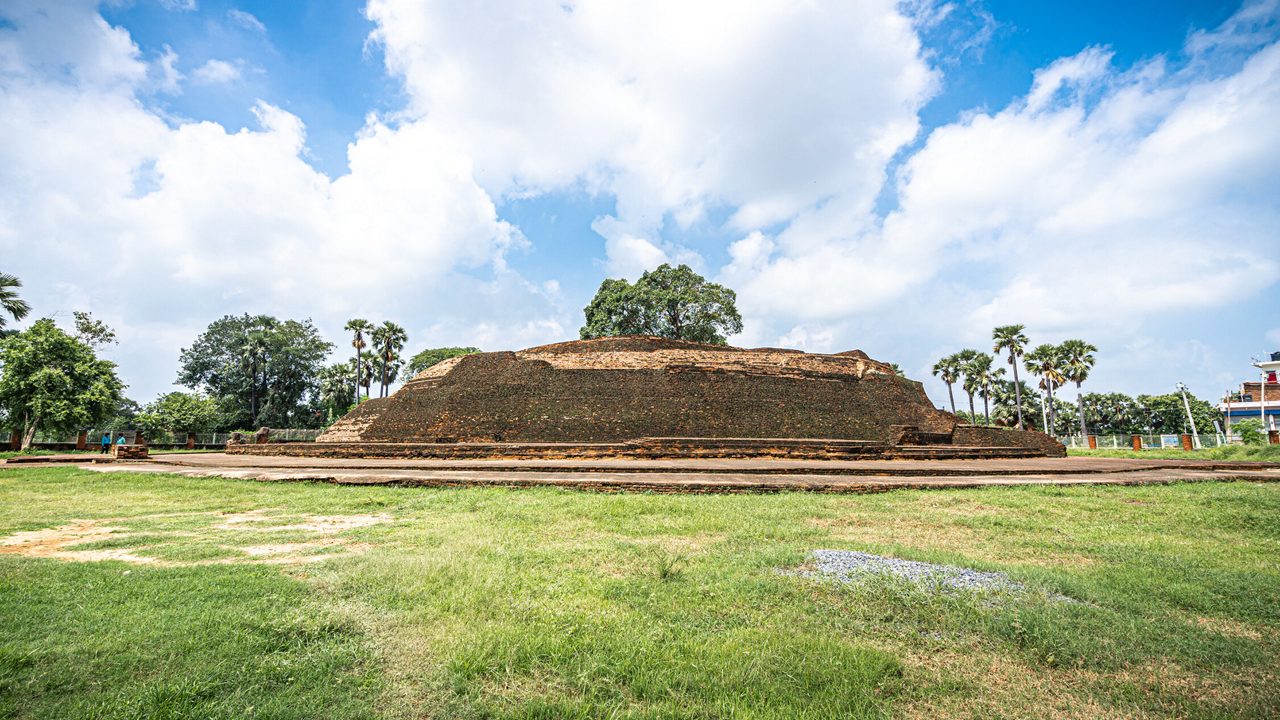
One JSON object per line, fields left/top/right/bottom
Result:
{"left": 228, "top": 9, "right": 266, "bottom": 33}
{"left": 158, "top": 0, "right": 197, "bottom": 11}
{"left": 365, "top": 0, "right": 938, "bottom": 272}
{"left": 152, "top": 44, "right": 182, "bottom": 93}
{"left": 191, "top": 58, "right": 241, "bottom": 84}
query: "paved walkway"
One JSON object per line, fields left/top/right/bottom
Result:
{"left": 63, "top": 453, "right": 1280, "bottom": 494}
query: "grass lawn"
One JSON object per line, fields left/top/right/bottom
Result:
{"left": 1068, "top": 445, "right": 1280, "bottom": 461}
{"left": 1, "top": 467, "right": 1277, "bottom": 719}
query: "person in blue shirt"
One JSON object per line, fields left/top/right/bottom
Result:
{"left": 116, "top": 436, "right": 127, "bottom": 445}
{"left": 100, "top": 432, "right": 111, "bottom": 454}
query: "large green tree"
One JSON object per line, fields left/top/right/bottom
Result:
{"left": 1136, "top": 393, "right": 1222, "bottom": 435}
{"left": 1024, "top": 344, "right": 1065, "bottom": 435}
{"left": 931, "top": 354, "right": 963, "bottom": 414}
{"left": 344, "top": 319, "right": 373, "bottom": 405}
{"left": 580, "top": 264, "right": 743, "bottom": 344}
{"left": 405, "top": 347, "right": 482, "bottom": 377}
{"left": 0, "top": 319, "right": 124, "bottom": 449}
{"left": 177, "top": 314, "right": 332, "bottom": 429}
{"left": 135, "top": 392, "right": 222, "bottom": 440}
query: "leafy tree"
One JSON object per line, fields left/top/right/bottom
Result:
{"left": 931, "top": 354, "right": 963, "bottom": 414}
{"left": 990, "top": 379, "right": 1041, "bottom": 430}
{"left": 1060, "top": 339, "right": 1098, "bottom": 437}
{"left": 318, "top": 361, "right": 355, "bottom": 421}
{"left": 1081, "top": 392, "right": 1143, "bottom": 435}
{"left": 1234, "top": 418, "right": 1265, "bottom": 445}
{"left": 101, "top": 397, "right": 141, "bottom": 433}
{"left": 0, "top": 272, "right": 31, "bottom": 330}
{"left": 72, "top": 311, "right": 117, "bottom": 350}
{"left": 992, "top": 324, "right": 1030, "bottom": 429}
{"left": 357, "top": 351, "right": 377, "bottom": 402}
{"left": 962, "top": 352, "right": 1001, "bottom": 425}
{"left": 135, "top": 392, "right": 221, "bottom": 439}
{"left": 177, "top": 314, "right": 332, "bottom": 430}
{"left": 0, "top": 319, "right": 124, "bottom": 449}
{"left": 371, "top": 321, "right": 408, "bottom": 398}
{"left": 344, "top": 319, "right": 373, "bottom": 405}
{"left": 1135, "top": 393, "right": 1221, "bottom": 435}
{"left": 406, "top": 347, "right": 482, "bottom": 377}
{"left": 580, "top": 264, "right": 743, "bottom": 344}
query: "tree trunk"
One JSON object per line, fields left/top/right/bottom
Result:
{"left": 1076, "top": 382, "right": 1089, "bottom": 438}
{"left": 983, "top": 393, "right": 990, "bottom": 426}
{"left": 353, "top": 340, "right": 361, "bottom": 406}
{"left": 946, "top": 383, "right": 956, "bottom": 414}
{"left": 967, "top": 392, "right": 976, "bottom": 424}
{"left": 1010, "top": 354, "right": 1024, "bottom": 430}
{"left": 380, "top": 356, "right": 389, "bottom": 398}
{"left": 20, "top": 414, "right": 39, "bottom": 451}
{"left": 1047, "top": 381, "right": 1057, "bottom": 435}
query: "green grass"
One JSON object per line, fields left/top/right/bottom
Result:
{"left": 1, "top": 467, "right": 1277, "bottom": 719}
{"left": 1069, "top": 445, "right": 1280, "bottom": 461}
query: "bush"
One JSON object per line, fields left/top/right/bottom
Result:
{"left": 1234, "top": 418, "right": 1265, "bottom": 445}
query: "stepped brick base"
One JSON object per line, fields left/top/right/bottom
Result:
{"left": 230, "top": 434, "right": 1061, "bottom": 461}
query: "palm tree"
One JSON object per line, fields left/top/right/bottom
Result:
{"left": 965, "top": 352, "right": 999, "bottom": 425}
{"left": 0, "top": 272, "right": 31, "bottom": 329}
{"left": 344, "top": 319, "right": 373, "bottom": 405}
{"left": 370, "top": 321, "right": 408, "bottom": 398}
{"left": 1060, "top": 338, "right": 1098, "bottom": 438}
{"left": 357, "top": 351, "right": 377, "bottom": 401}
{"left": 240, "top": 331, "right": 269, "bottom": 428}
{"left": 992, "top": 324, "right": 1030, "bottom": 430}
{"left": 1025, "top": 344, "right": 1066, "bottom": 435}
{"left": 955, "top": 349, "right": 981, "bottom": 424}
{"left": 931, "top": 354, "right": 963, "bottom": 414}
{"left": 319, "top": 361, "right": 353, "bottom": 420}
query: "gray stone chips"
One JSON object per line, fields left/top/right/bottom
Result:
{"left": 805, "top": 549, "right": 1028, "bottom": 593}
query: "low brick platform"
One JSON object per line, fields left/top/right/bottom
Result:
{"left": 230, "top": 436, "right": 1057, "bottom": 461}
{"left": 81, "top": 453, "right": 1280, "bottom": 494}
{"left": 111, "top": 444, "right": 149, "bottom": 460}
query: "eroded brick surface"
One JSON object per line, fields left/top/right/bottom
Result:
{"left": 307, "top": 336, "right": 1063, "bottom": 458}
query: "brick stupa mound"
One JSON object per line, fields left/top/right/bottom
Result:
{"left": 236, "top": 336, "right": 1063, "bottom": 460}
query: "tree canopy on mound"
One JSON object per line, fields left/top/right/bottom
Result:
{"left": 580, "top": 264, "right": 743, "bottom": 345}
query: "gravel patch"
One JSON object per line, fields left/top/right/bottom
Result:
{"left": 804, "top": 549, "right": 1028, "bottom": 593}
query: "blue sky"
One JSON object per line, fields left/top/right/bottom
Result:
{"left": 2, "top": 0, "right": 1278, "bottom": 407}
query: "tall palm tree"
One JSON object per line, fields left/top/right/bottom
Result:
{"left": 240, "top": 331, "right": 269, "bottom": 428}
{"left": 931, "top": 354, "right": 963, "bottom": 414}
{"left": 992, "top": 324, "right": 1030, "bottom": 430}
{"left": 344, "top": 319, "right": 373, "bottom": 405}
{"left": 0, "top": 272, "right": 31, "bottom": 329}
{"left": 357, "top": 351, "right": 377, "bottom": 402}
{"left": 1025, "top": 344, "right": 1066, "bottom": 435}
{"left": 1060, "top": 338, "right": 1098, "bottom": 438}
{"left": 965, "top": 352, "right": 999, "bottom": 425}
{"left": 955, "top": 349, "right": 980, "bottom": 424}
{"left": 370, "top": 321, "right": 408, "bottom": 398}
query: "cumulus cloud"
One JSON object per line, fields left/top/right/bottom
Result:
{"left": 364, "top": 0, "right": 938, "bottom": 274}
{"left": 191, "top": 58, "right": 241, "bottom": 84}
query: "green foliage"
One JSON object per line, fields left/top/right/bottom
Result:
{"left": 405, "top": 346, "right": 481, "bottom": 378}
{"left": 580, "top": 263, "right": 743, "bottom": 344}
{"left": 177, "top": 314, "right": 333, "bottom": 430}
{"left": 369, "top": 321, "right": 408, "bottom": 398}
{"left": 0, "top": 272, "right": 31, "bottom": 329}
{"left": 1135, "top": 392, "right": 1222, "bottom": 435}
{"left": 1082, "top": 392, "right": 1145, "bottom": 435}
{"left": 0, "top": 319, "right": 124, "bottom": 448}
{"left": 318, "top": 361, "right": 355, "bottom": 421}
{"left": 71, "top": 311, "right": 117, "bottom": 350}
{"left": 134, "top": 392, "right": 222, "bottom": 437}
{"left": 1234, "top": 418, "right": 1265, "bottom": 445}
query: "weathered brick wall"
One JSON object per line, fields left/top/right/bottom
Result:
{"left": 952, "top": 426, "right": 1066, "bottom": 457}
{"left": 321, "top": 337, "right": 959, "bottom": 444}
{"left": 111, "top": 444, "right": 149, "bottom": 460}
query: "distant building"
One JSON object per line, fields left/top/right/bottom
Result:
{"left": 1220, "top": 351, "right": 1280, "bottom": 431}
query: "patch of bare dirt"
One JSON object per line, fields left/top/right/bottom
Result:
{"left": 0, "top": 511, "right": 392, "bottom": 567}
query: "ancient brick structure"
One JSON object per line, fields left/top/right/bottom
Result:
{"left": 237, "top": 336, "right": 1065, "bottom": 459}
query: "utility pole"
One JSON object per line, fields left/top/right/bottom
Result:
{"left": 1176, "top": 382, "right": 1201, "bottom": 450}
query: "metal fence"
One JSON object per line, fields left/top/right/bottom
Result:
{"left": 1058, "top": 434, "right": 1242, "bottom": 450}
